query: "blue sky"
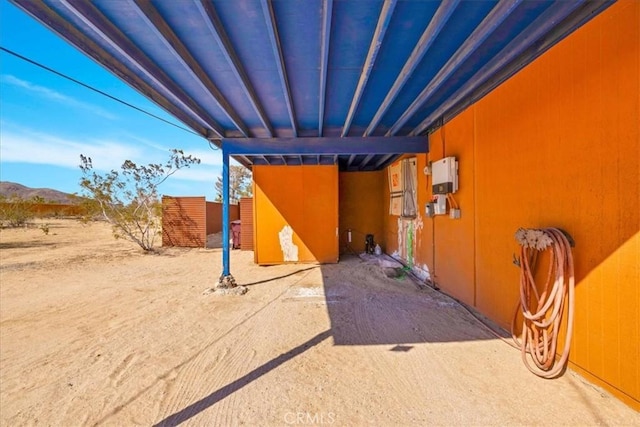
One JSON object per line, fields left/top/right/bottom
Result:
{"left": 0, "top": 0, "right": 230, "bottom": 201}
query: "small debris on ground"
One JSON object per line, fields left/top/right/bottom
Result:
{"left": 203, "top": 286, "right": 248, "bottom": 296}
{"left": 358, "top": 252, "right": 404, "bottom": 269}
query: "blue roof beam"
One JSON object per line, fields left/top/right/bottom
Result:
{"left": 264, "top": 155, "right": 294, "bottom": 165}
{"left": 235, "top": 155, "right": 252, "bottom": 165}
{"left": 373, "top": 153, "right": 396, "bottom": 169}
{"left": 260, "top": 0, "right": 298, "bottom": 137}
{"left": 364, "top": 0, "right": 459, "bottom": 137}
{"left": 358, "top": 154, "right": 376, "bottom": 170}
{"left": 131, "top": 0, "right": 249, "bottom": 137}
{"left": 411, "top": 0, "right": 611, "bottom": 136}
{"left": 251, "top": 156, "right": 269, "bottom": 166}
{"left": 342, "top": 0, "right": 397, "bottom": 137}
{"left": 58, "top": 0, "right": 226, "bottom": 137}
{"left": 283, "top": 155, "right": 302, "bottom": 166}
{"left": 222, "top": 136, "right": 427, "bottom": 156}
{"left": 387, "top": 0, "right": 522, "bottom": 136}
{"left": 196, "top": 0, "right": 274, "bottom": 138}
{"left": 318, "top": 0, "right": 333, "bottom": 137}
{"left": 377, "top": 154, "right": 400, "bottom": 170}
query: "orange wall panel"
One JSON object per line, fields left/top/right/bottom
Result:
{"left": 472, "top": 3, "right": 639, "bottom": 409}
{"left": 383, "top": 155, "right": 432, "bottom": 280}
{"left": 338, "top": 171, "right": 385, "bottom": 254}
{"left": 427, "top": 112, "right": 476, "bottom": 306}
{"left": 301, "top": 167, "right": 339, "bottom": 262}
{"left": 254, "top": 165, "right": 338, "bottom": 264}
{"left": 381, "top": 0, "right": 639, "bottom": 409}
{"left": 383, "top": 124, "right": 476, "bottom": 306}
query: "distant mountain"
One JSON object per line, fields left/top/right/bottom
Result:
{"left": 0, "top": 182, "right": 78, "bottom": 204}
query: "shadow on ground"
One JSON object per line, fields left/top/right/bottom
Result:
{"left": 320, "top": 255, "right": 500, "bottom": 345}
{"left": 153, "top": 330, "right": 331, "bottom": 427}
{"left": 141, "top": 255, "right": 510, "bottom": 426}
{"left": 0, "top": 241, "right": 57, "bottom": 250}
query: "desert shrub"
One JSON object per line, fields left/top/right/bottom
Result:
{"left": 0, "top": 195, "right": 34, "bottom": 228}
{"left": 79, "top": 149, "right": 200, "bottom": 251}
{"left": 40, "top": 223, "right": 50, "bottom": 235}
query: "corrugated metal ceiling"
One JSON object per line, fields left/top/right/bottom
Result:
{"left": 11, "top": 0, "right": 614, "bottom": 170}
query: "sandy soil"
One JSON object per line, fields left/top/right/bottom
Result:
{"left": 1, "top": 219, "right": 638, "bottom": 426}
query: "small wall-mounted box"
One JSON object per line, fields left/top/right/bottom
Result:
{"left": 434, "top": 194, "right": 447, "bottom": 215}
{"left": 425, "top": 202, "right": 435, "bottom": 217}
{"left": 432, "top": 157, "right": 458, "bottom": 194}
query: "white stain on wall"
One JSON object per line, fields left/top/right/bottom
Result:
{"left": 413, "top": 213, "right": 424, "bottom": 253}
{"left": 414, "top": 213, "right": 424, "bottom": 231}
{"left": 396, "top": 217, "right": 404, "bottom": 258}
{"left": 395, "top": 214, "right": 426, "bottom": 271}
{"left": 279, "top": 225, "right": 299, "bottom": 262}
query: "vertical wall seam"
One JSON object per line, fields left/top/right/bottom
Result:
{"left": 335, "top": 165, "right": 339, "bottom": 261}
{"left": 473, "top": 105, "right": 478, "bottom": 308}
{"left": 253, "top": 175, "right": 259, "bottom": 263}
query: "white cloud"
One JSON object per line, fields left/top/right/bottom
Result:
{"left": 170, "top": 165, "right": 221, "bottom": 182}
{"left": 1, "top": 74, "right": 118, "bottom": 120}
{"left": 0, "top": 128, "right": 141, "bottom": 171}
{"left": 0, "top": 125, "right": 222, "bottom": 183}
{"left": 111, "top": 133, "right": 219, "bottom": 167}
{"left": 186, "top": 148, "right": 222, "bottom": 167}
{"left": 119, "top": 133, "right": 170, "bottom": 152}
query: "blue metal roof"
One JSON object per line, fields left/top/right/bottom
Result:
{"left": 11, "top": 0, "right": 614, "bottom": 170}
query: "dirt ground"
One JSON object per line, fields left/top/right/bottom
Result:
{"left": 1, "top": 219, "right": 638, "bottom": 426}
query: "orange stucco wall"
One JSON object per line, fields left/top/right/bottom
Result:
{"left": 383, "top": 0, "right": 639, "bottom": 409}
{"left": 339, "top": 171, "right": 385, "bottom": 254}
{"left": 253, "top": 165, "right": 339, "bottom": 264}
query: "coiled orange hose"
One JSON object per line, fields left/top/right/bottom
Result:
{"left": 512, "top": 228, "right": 575, "bottom": 379}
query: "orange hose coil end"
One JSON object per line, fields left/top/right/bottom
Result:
{"left": 512, "top": 228, "right": 575, "bottom": 379}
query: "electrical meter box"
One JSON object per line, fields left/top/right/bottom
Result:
{"left": 432, "top": 157, "right": 458, "bottom": 194}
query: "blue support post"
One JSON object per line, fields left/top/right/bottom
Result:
{"left": 222, "top": 148, "right": 230, "bottom": 276}
{"left": 218, "top": 146, "right": 236, "bottom": 288}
